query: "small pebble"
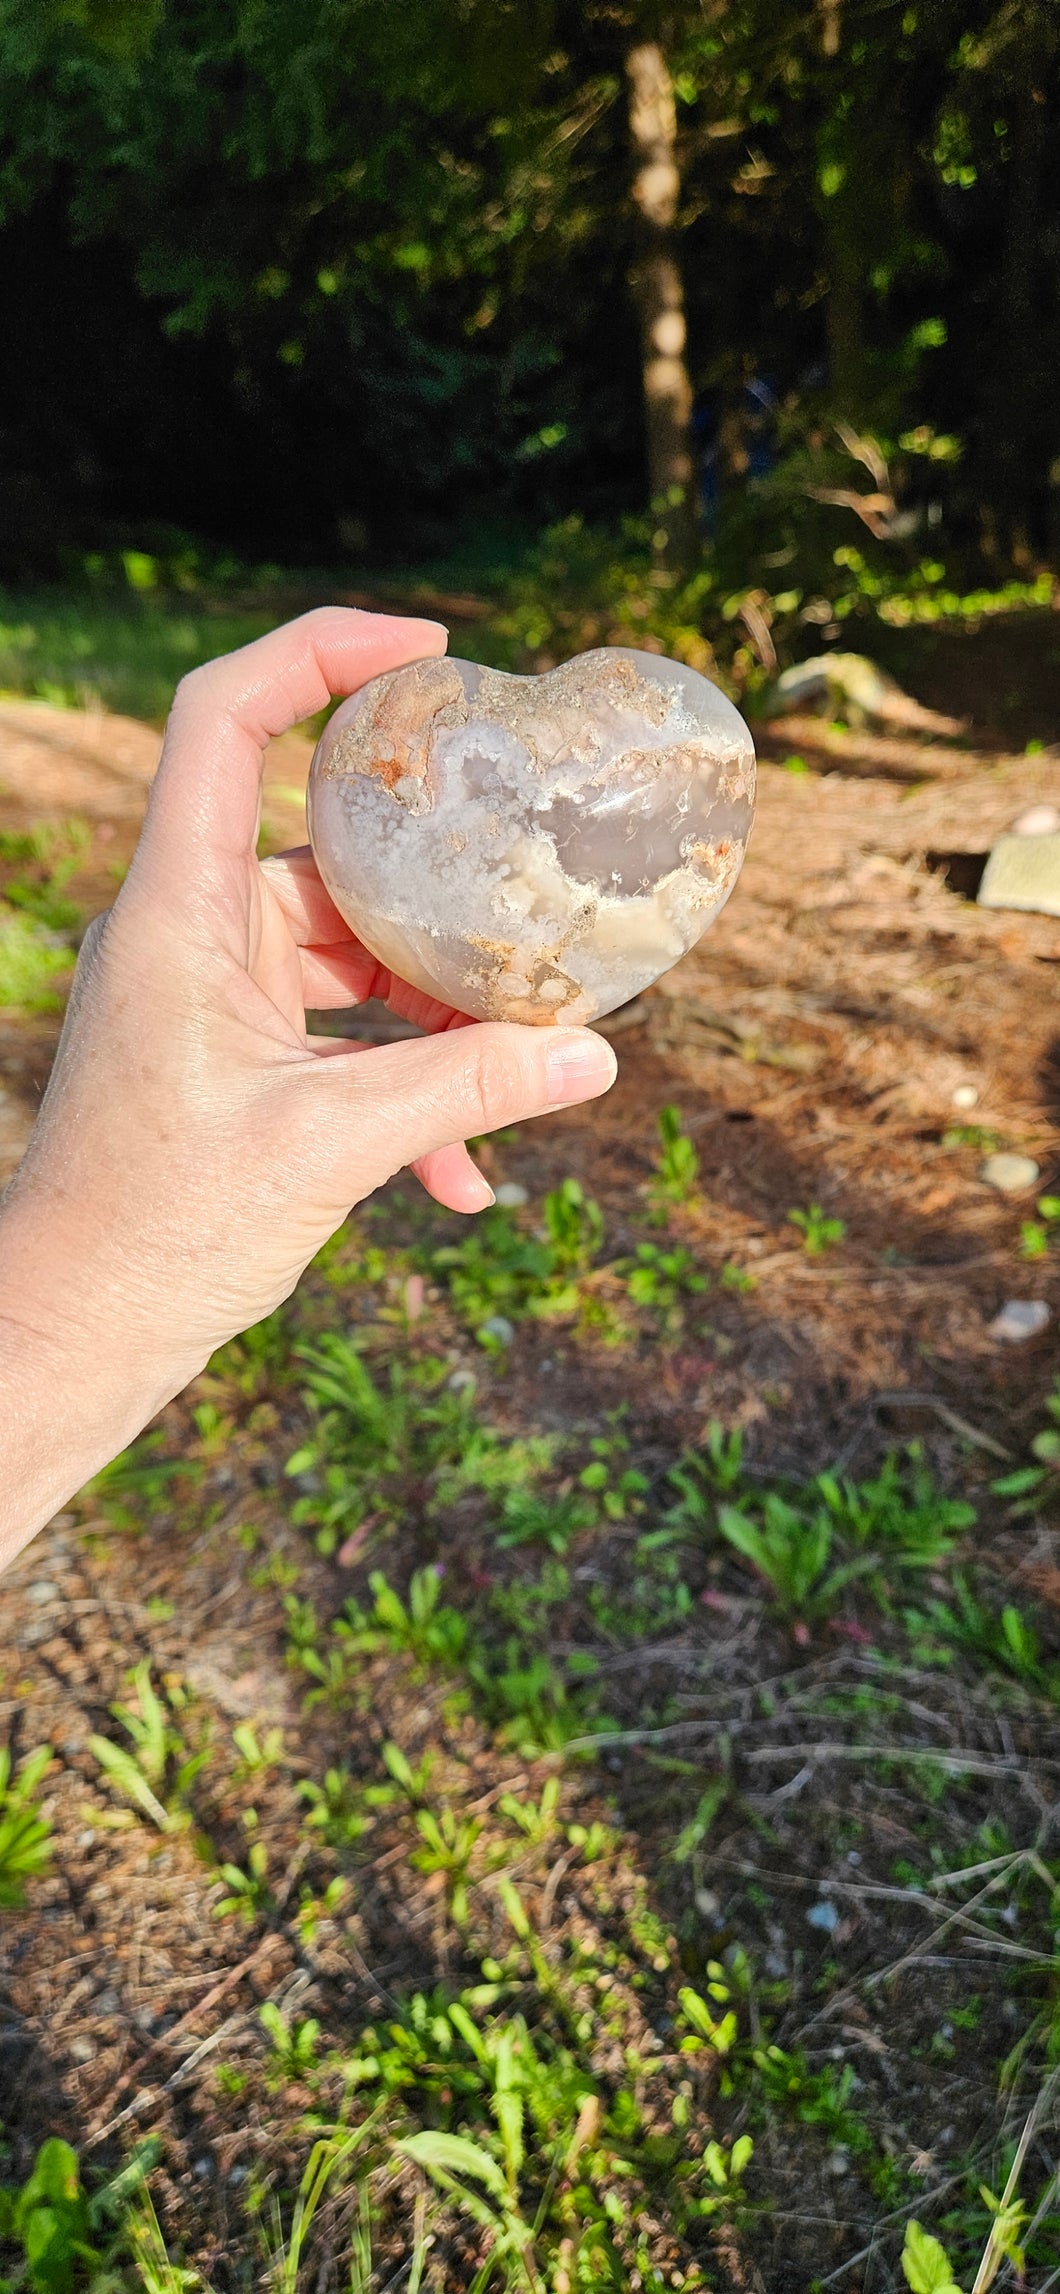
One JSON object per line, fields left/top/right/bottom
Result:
{"left": 951, "top": 1082, "right": 979, "bottom": 1110}
{"left": 1012, "top": 803, "right": 1060, "bottom": 836}
{"left": 69, "top": 2038, "right": 95, "bottom": 2064}
{"left": 494, "top": 1181, "right": 529, "bottom": 1209}
{"left": 95, "top": 1989, "right": 120, "bottom": 2015}
{"left": 26, "top": 1581, "right": 59, "bottom": 1604}
{"left": 447, "top": 1368, "right": 477, "bottom": 1393}
{"left": 806, "top": 1900, "right": 840, "bottom": 1933}
{"left": 979, "top": 1152, "right": 1040, "bottom": 1195}
{"left": 479, "top": 1315, "right": 515, "bottom": 1346}
{"left": 989, "top": 1299, "right": 1051, "bottom": 1343}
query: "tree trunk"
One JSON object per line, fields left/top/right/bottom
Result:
{"left": 985, "top": 1, "right": 1053, "bottom": 561}
{"left": 626, "top": 40, "right": 699, "bottom": 567}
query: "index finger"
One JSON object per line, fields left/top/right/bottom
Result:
{"left": 142, "top": 605, "right": 447, "bottom": 868}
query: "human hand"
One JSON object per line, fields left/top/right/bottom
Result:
{"left": 0, "top": 608, "right": 617, "bottom": 1556}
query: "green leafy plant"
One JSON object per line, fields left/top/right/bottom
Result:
{"left": 902, "top": 2220, "right": 962, "bottom": 2294}
{"left": 498, "top": 1777, "right": 561, "bottom": 1849}
{"left": 621, "top": 1243, "right": 707, "bottom": 1326}
{"left": 432, "top": 1177, "right": 604, "bottom": 1336}
{"left": 206, "top": 1305, "right": 290, "bottom": 1400}
{"left": 0, "top": 2137, "right": 161, "bottom": 2294}
{"left": 297, "top": 1765, "right": 384, "bottom": 1852}
{"left": 667, "top": 1422, "right": 746, "bottom": 1515}
{"left": 230, "top": 1723, "right": 285, "bottom": 1779}
{"left": 126, "top": 2184, "right": 215, "bottom": 2293}
{"left": 992, "top": 1379, "right": 1060, "bottom": 1513}
{"left": 396, "top": 2130, "right": 539, "bottom": 2284}
{"left": 715, "top": 1495, "right": 858, "bottom": 1618}
{"left": 259, "top": 2000, "right": 321, "bottom": 2090}
{"left": 496, "top": 1483, "right": 593, "bottom": 1555}
{"left": 540, "top": 1178, "right": 604, "bottom": 1286}
{"left": 411, "top": 1805, "right": 484, "bottom": 1927}
{"left": 0, "top": 820, "right": 88, "bottom": 933}
{"left": 0, "top": 2139, "right": 94, "bottom": 2293}
{"left": 0, "top": 1746, "right": 54, "bottom": 1909}
{"left": 941, "top": 1124, "right": 1000, "bottom": 1153}
{"left": 672, "top": 1437, "right": 970, "bottom": 1619}
{"left": 813, "top": 1450, "right": 974, "bottom": 1566}
{"left": 752, "top": 2045, "right": 874, "bottom": 2156}
{"left": 264, "top": 2122, "right": 376, "bottom": 2294}
{"left": 649, "top": 1105, "right": 699, "bottom": 1218}
{"left": 576, "top": 1425, "right": 649, "bottom": 1525}
{"left": 286, "top": 1338, "right": 479, "bottom": 1553}
{"left": 78, "top": 1430, "right": 196, "bottom": 1529}
{"left": 787, "top": 1202, "right": 846, "bottom": 1255}
{"left": 910, "top": 1573, "right": 1052, "bottom": 1691}
{"left": 470, "top": 1643, "right": 602, "bottom": 1758}
{"left": 213, "top": 1835, "right": 272, "bottom": 1922}
{"left": 0, "top": 915, "right": 73, "bottom": 1014}
{"left": 677, "top": 1974, "right": 738, "bottom": 2059}
{"left": 1019, "top": 1194, "right": 1060, "bottom": 1259}
{"left": 431, "top": 1206, "right": 556, "bottom": 1328}
{"left": 336, "top": 1567, "right": 469, "bottom": 1674}
{"left": 88, "top": 1664, "right": 207, "bottom": 1833}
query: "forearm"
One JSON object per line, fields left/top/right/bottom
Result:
{"left": 0, "top": 1191, "right": 183, "bottom": 1571}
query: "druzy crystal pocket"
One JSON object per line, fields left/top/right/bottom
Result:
{"left": 307, "top": 647, "right": 755, "bottom": 1025}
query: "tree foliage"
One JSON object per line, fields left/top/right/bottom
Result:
{"left": 0, "top": 0, "right": 1057, "bottom": 572}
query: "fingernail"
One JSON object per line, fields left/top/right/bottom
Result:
{"left": 544, "top": 1030, "right": 618, "bottom": 1109}
{"left": 411, "top": 618, "right": 449, "bottom": 650}
{"left": 470, "top": 1174, "right": 496, "bottom": 1208}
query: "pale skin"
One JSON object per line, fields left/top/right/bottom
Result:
{"left": 0, "top": 608, "right": 618, "bottom": 1571}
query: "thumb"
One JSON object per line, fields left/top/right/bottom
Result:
{"left": 309, "top": 1022, "right": 618, "bottom": 1202}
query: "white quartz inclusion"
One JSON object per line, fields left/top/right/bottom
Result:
{"left": 307, "top": 646, "right": 756, "bottom": 1024}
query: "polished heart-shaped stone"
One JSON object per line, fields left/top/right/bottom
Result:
{"left": 307, "top": 646, "right": 755, "bottom": 1025}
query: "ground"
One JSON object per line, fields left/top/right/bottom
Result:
{"left": 1, "top": 633, "right": 1059, "bottom": 2294}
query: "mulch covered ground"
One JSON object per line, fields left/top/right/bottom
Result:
{"left": 1, "top": 635, "right": 1059, "bottom": 2292}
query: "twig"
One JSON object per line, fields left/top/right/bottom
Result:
{"left": 871, "top": 1390, "right": 1014, "bottom": 1462}
{"left": 85, "top": 1970, "right": 313, "bottom": 2151}
{"left": 815, "top": 2167, "right": 980, "bottom": 2286}
{"left": 741, "top": 1742, "right": 1054, "bottom": 1779}
{"left": 83, "top": 1932, "right": 286, "bottom": 2139}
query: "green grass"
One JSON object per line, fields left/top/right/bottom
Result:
{"left": 0, "top": 590, "right": 282, "bottom": 722}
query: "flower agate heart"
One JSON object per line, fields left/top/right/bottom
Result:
{"left": 307, "top": 646, "right": 755, "bottom": 1025}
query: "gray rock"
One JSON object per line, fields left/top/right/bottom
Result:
{"left": 989, "top": 1300, "right": 1051, "bottom": 1343}
{"left": 978, "top": 832, "right": 1060, "bottom": 918}
{"left": 1012, "top": 803, "right": 1060, "bottom": 836}
{"left": 479, "top": 1315, "right": 515, "bottom": 1347}
{"left": 979, "top": 1152, "right": 1040, "bottom": 1195}
{"left": 309, "top": 649, "right": 755, "bottom": 1025}
{"left": 494, "top": 1181, "right": 529, "bottom": 1208}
